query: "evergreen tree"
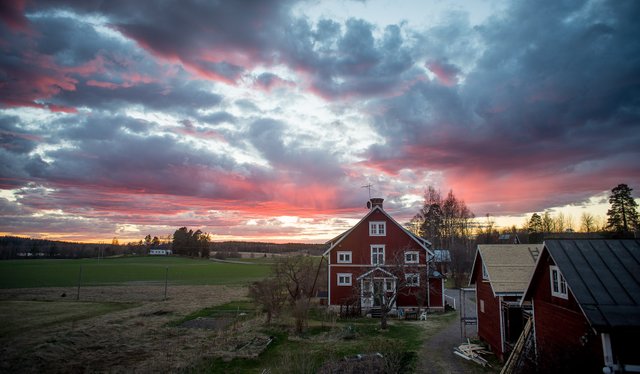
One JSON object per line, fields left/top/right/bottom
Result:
{"left": 528, "top": 213, "right": 543, "bottom": 233}
{"left": 606, "top": 184, "right": 639, "bottom": 233}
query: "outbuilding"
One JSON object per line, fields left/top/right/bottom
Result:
{"left": 521, "top": 239, "right": 640, "bottom": 373}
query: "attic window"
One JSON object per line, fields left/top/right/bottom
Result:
{"left": 482, "top": 263, "right": 489, "bottom": 280}
{"left": 369, "top": 221, "right": 386, "bottom": 236}
{"left": 550, "top": 266, "right": 568, "bottom": 299}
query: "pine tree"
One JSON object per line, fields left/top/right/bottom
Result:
{"left": 606, "top": 184, "right": 639, "bottom": 233}
{"left": 528, "top": 213, "right": 543, "bottom": 233}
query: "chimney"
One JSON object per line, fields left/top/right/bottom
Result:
{"left": 367, "top": 198, "right": 384, "bottom": 210}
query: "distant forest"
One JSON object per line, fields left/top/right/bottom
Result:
{"left": 0, "top": 236, "right": 327, "bottom": 260}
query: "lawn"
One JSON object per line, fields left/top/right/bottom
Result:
{"left": 188, "top": 303, "right": 457, "bottom": 374}
{"left": 0, "top": 256, "right": 272, "bottom": 288}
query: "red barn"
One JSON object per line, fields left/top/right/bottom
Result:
{"left": 324, "top": 198, "right": 444, "bottom": 314}
{"left": 468, "top": 244, "right": 539, "bottom": 361}
{"left": 521, "top": 239, "right": 640, "bottom": 373}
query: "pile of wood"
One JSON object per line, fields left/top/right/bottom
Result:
{"left": 453, "top": 339, "right": 492, "bottom": 367}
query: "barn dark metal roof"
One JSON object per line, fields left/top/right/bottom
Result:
{"left": 545, "top": 239, "right": 640, "bottom": 330}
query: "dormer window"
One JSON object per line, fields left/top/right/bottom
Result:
{"left": 369, "top": 221, "right": 386, "bottom": 236}
{"left": 550, "top": 265, "right": 568, "bottom": 299}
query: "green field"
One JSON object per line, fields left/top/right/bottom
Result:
{"left": 0, "top": 256, "right": 272, "bottom": 288}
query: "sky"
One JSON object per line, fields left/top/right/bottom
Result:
{"left": 1, "top": 0, "right": 639, "bottom": 243}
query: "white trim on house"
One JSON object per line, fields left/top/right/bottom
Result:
{"left": 322, "top": 205, "right": 433, "bottom": 257}
{"left": 337, "top": 273, "right": 352, "bottom": 286}
{"left": 371, "top": 245, "right": 385, "bottom": 265}
{"left": 550, "top": 265, "right": 568, "bottom": 299}
{"left": 405, "top": 251, "right": 419, "bottom": 264}
{"left": 405, "top": 273, "right": 420, "bottom": 287}
{"left": 337, "top": 251, "right": 352, "bottom": 263}
{"left": 369, "top": 221, "right": 386, "bottom": 236}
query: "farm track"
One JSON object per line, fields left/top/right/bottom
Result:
{"left": 0, "top": 285, "right": 247, "bottom": 373}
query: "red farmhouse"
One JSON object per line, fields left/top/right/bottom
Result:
{"left": 521, "top": 239, "right": 640, "bottom": 373}
{"left": 324, "top": 198, "right": 444, "bottom": 314}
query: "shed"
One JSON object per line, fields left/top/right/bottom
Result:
{"left": 468, "top": 244, "right": 540, "bottom": 360}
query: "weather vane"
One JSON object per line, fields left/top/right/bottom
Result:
{"left": 361, "top": 183, "right": 373, "bottom": 199}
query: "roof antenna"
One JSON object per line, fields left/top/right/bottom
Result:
{"left": 361, "top": 183, "right": 373, "bottom": 199}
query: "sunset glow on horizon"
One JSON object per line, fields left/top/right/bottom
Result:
{"left": 1, "top": 0, "right": 639, "bottom": 244}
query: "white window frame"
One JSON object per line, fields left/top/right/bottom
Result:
{"left": 405, "top": 251, "right": 419, "bottom": 264}
{"left": 337, "top": 273, "right": 352, "bottom": 286}
{"left": 337, "top": 251, "right": 352, "bottom": 264}
{"left": 371, "top": 245, "right": 385, "bottom": 265}
{"left": 550, "top": 265, "right": 568, "bottom": 299}
{"left": 482, "top": 263, "right": 489, "bottom": 280}
{"left": 405, "top": 273, "right": 420, "bottom": 287}
{"left": 369, "top": 221, "right": 386, "bottom": 236}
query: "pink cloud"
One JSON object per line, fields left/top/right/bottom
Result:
{"left": 426, "top": 60, "right": 460, "bottom": 87}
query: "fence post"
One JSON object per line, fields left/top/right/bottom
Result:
{"left": 164, "top": 267, "right": 168, "bottom": 301}
{"left": 76, "top": 265, "right": 83, "bottom": 301}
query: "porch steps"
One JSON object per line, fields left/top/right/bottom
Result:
{"left": 370, "top": 308, "right": 382, "bottom": 318}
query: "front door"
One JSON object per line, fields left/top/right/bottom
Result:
{"left": 373, "top": 280, "right": 384, "bottom": 307}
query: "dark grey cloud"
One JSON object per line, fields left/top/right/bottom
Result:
{"left": 365, "top": 0, "right": 640, "bottom": 213}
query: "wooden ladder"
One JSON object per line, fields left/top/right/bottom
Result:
{"left": 500, "top": 317, "right": 533, "bottom": 374}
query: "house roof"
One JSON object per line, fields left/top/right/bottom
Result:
{"left": 323, "top": 205, "right": 433, "bottom": 257}
{"left": 469, "top": 244, "right": 540, "bottom": 296}
{"left": 525, "top": 239, "right": 640, "bottom": 330}
{"left": 433, "top": 249, "right": 451, "bottom": 262}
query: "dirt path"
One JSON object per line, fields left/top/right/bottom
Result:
{"left": 418, "top": 289, "right": 497, "bottom": 374}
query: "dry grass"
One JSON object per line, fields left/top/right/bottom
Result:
{"left": 0, "top": 285, "right": 248, "bottom": 373}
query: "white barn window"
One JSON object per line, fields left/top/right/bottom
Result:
{"left": 337, "top": 273, "right": 352, "bottom": 286}
{"left": 337, "top": 251, "right": 352, "bottom": 263}
{"left": 405, "top": 251, "right": 419, "bottom": 264}
{"left": 371, "top": 245, "right": 385, "bottom": 265}
{"left": 550, "top": 265, "right": 568, "bottom": 299}
{"left": 369, "top": 221, "right": 386, "bottom": 236}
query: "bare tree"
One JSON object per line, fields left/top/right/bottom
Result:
{"left": 354, "top": 249, "right": 428, "bottom": 330}
{"left": 248, "top": 277, "right": 287, "bottom": 324}
{"left": 580, "top": 212, "right": 596, "bottom": 233}
{"left": 273, "top": 255, "right": 322, "bottom": 333}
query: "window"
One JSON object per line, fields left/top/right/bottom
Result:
{"left": 369, "top": 221, "right": 386, "bottom": 236}
{"left": 480, "top": 299, "right": 485, "bottom": 313}
{"left": 482, "top": 263, "right": 489, "bottom": 280}
{"left": 405, "top": 251, "right": 419, "bottom": 264}
{"left": 405, "top": 273, "right": 420, "bottom": 287}
{"left": 371, "top": 245, "right": 385, "bottom": 265}
{"left": 550, "top": 266, "right": 568, "bottom": 299}
{"left": 337, "top": 251, "right": 352, "bottom": 263}
{"left": 384, "top": 279, "right": 394, "bottom": 291}
{"left": 337, "top": 273, "right": 352, "bottom": 286}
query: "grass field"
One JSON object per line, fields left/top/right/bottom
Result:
{"left": 0, "top": 256, "right": 272, "bottom": 288}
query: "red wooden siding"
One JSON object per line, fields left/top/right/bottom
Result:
{"left": 530, "top": 251, "right": 603, "bottom": 373}
{"left": 471, "top": 254, "right": 504, "bottom": 360}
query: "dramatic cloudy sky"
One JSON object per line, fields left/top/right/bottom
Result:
{"left": 1, "top": 0, "right": 639, "bottom": 243}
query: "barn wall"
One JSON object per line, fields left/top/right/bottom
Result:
{"left": 531, "top": 253, "right": 603, "bottom": 373}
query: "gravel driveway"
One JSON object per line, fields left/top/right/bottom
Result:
{"left": 417, "top": 289, "right": 498, "bottom": 374}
